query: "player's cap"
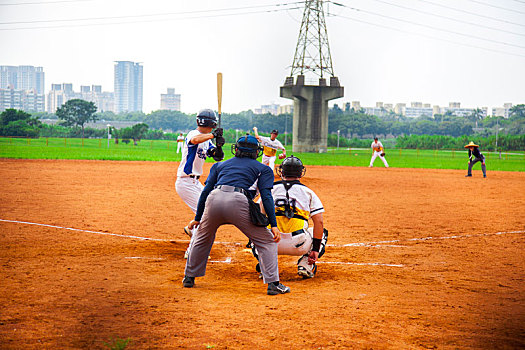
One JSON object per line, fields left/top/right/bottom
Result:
{"left": 374, "top": 137, "right": 378, "bottom": 140}
{"left": 271, "top": 129, "right": 279, "bottom": 135}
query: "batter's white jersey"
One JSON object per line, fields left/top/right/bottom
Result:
{"left": 177, "top": 129, "right": 215, "bottom": 177}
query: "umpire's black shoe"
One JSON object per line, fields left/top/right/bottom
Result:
{"left": 182, "top": 276, "right": 195, "bottom": 288}
{"left": 267, "top": 283, "right": 291, "bottom": 295}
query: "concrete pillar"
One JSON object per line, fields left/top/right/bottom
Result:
{"left": 280, "top": 75, "right": 344, "bottom": 153}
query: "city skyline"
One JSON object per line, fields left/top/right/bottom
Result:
{"left": 1, "top": 0, "right": 524, "bottom": 114}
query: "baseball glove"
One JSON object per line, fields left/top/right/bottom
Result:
{"left": 278, "top": 153, "right": 286, "bottom": 159}
{"left": 380, "top": 152, "right": 385, "bottom": 157}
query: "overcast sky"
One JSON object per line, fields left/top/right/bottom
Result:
{"left": 1, "top": 0, "right": 524, "bottom": 114}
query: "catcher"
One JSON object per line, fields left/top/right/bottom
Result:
{"left": 251, "top": 155, "right": 328, "bottom": 279}
{"left": 252, "top": 127, "right": 286, "bottom": 172}
{"left": 369, "top": 137, "right": 389, "bottom": 168}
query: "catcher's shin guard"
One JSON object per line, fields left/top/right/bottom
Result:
{"left": 318, "top": 228, "right": 328, "bottom": 259}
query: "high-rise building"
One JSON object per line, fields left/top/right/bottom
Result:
{"left": 160, "top": 88, "right": 181, "bottom": 111}
{"left": 0, "top": 65, "right": 45, "bottom": 94}
{"left": 0, "top": 87, "right": 45, "bottom": 112}
{"left": 47, "top": 83, "right": 114, "bottom": 113}
{"left": 0, "top": 65, "right": 45, "bottom": 112}
{"left": 114, "top": 61, "right": 143, "bottom": 113}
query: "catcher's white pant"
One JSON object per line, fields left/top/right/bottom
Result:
{"left": 262, "top": 155, "right": 277, "bottom": 171}
{"left": 278, "top": 228, "right": 314, "bottom": 256}
{"left": 176, "top": 142, "right": 184, "bottom": 154}
{"left": 369, "top": 151, "right": 389, "bottom": 167}
{"left": 175, "top": 176, "right": 203, "bottom": 245}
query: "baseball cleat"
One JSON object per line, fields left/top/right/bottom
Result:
{"left": 184, "top": 226, "right": 192, "bottom": 238}
{"left": 465, "top": 174, "right": 472, "bottom": 177}
{"left": 182, "top": 276, "right": 195, "bottom": 288}
{"left": 267, "top": 283, "right": 291, "bottom": 295}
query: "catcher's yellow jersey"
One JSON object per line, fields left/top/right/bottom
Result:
{"left": 271, "top": 180, "right": 324, "bottom": 233}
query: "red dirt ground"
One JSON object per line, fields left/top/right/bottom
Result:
{"left": 0, "top": 159, "right": 524, "bottom": 349}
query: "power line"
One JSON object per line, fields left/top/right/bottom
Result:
{"left": 0, "top": 0, "right": 93, "bottom": 5}
{"left": 331, "top": 1, "right": 525, "bottom": 50}
{"left": 368, "top": 0, "right": 525, "bottom": 37}
{"left": 413, "top": 0, "right": 525, "bottom": 28}
{"left": 0, "top": 5, "right": 302, "bottom": 31}
{"left": 332, "top": 13, "right": 525, "bottom": 58}
{"left": 0, "top": 2, "right": 303, "bottom": 26}
{"left": 465, "top": 0, "right": 525, "bottom": 15}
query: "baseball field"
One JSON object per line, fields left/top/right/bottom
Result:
{"left": 0, "top": 158, "right": 524, "bottom": 349}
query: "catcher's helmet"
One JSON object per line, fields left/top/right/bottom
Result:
{"left": 277, "top": 155, "right": 306, "bottom": 178}
{"left": 231, "top": 134, "right": 263, "bottom": 158}
{"left": 196, "top": 109, "right": 218, "bottom": 128}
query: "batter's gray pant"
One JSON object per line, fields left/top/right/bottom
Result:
{"left": 184, "top": 186, "right": 280, "bottom": 284}
{"left": 468, "top": 156, "right": 486, "bottom": 176}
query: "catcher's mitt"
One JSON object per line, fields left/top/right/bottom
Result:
{"left": 380, "top": 152, "right": 385, "bottom": 157}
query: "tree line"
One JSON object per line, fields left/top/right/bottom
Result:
{"left": 1, "top": 99, "right": 524, "bottom": 150}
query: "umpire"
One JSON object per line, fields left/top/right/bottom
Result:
{"left": 183, "top": 135, "right": 291, "bottom": 295}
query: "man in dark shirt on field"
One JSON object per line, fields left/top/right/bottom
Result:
{"left": 464, "top": 141, "right": 487, "bottom": 178}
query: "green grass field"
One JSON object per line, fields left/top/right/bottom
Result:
{"left": 1, "top": 137, "right": 523, "bottom": 171}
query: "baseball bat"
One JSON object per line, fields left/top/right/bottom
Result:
{"left": 217, "top": 72, "right": 222, "bottom": 128}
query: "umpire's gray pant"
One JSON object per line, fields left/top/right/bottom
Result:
{"left": 184, "top": 187, "right": 280, "bottom": 284}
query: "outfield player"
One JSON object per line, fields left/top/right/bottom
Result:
{"left": 252, "top": 155, "right": 328, "bottom": 279}
{"left": 369, "top": 137, "right": 389, "bottom": 168}
{"left": 252, "top": 127, "right": 286, "bottom": 171}
{"left": 464, "top": 141, "right": 487, "bottom": 178}
{"left": 175, "top": 109, "right": 225, "bottom": 258}
{"left": 176, "top": 133, "right": 185, "bottom": 153}
{"left": 182, "top": 135, "right": 290, "bottom": 295}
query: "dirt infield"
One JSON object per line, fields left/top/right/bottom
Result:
{"left": 0, "top": 159, "right": 524, "bottom": 349}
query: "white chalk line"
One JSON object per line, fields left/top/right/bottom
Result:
{"left": 2, "top": 218, "right": 523, "bottom": 268}
{"left": 330, "top": 230, "right": 525, "bottom": 248}
{"left": 0, "top": 219, "right": 240, "bottom": 246}
{"left": 317, "top": 261, "right": 404, "bottom": 267}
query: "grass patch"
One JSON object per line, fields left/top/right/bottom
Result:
{"left": 0, "top": 137, "right": 523, "bottom": 171}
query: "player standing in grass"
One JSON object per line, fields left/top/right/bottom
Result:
{"left": 176, "top": 133, "right": 185, "bottom": 154}
{"left": 252, "top": 127, "right": 286, "bottom": 172}
{"left": 369, "top": 137, "right": 389, "bottom": 168}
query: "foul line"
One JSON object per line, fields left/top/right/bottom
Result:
{"left": 2, "top": 219, "right": 523, "bottom": 250}
{"left": 330, "top": 230, "right": 525, "bottom": 248}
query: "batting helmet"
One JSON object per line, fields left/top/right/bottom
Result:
{"left": 277, "top": 155, "right": 306, "bottom": 178}
{"left": 231, "top": 134, "right": 263, "bottom": 159}
{"left": 196, "top": 109, "right": 218, "bottom": 128}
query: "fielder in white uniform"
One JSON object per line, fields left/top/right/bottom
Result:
{"left": 252, "top": 127, "right": 286, "bottom": 172}
{"left": 175, "top": 109, "right": 225, "bottom": 257}
{"left": 253, "top": 155, "right": 328, "bottom": 279}
{"left": 369, "top": 137, "right": 389, "bottom": 168}
{"left": 176, "top": 133, "right": 185, "bottom": 153}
